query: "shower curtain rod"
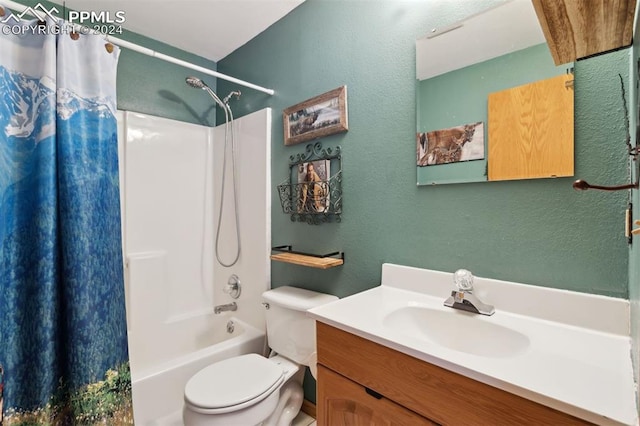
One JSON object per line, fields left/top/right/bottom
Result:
{"left": 106, "top": 35, "right": 275, "bottom": 95}
{"left": 1, "top": 0, "right": 275, "bottom": 95}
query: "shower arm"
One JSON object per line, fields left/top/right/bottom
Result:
{"left": 223, "top": 91, "right": 241, "bottom": 105}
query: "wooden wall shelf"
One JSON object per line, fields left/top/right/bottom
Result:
{"left": 270, "top": 246, "right": 344, "bottom": 269}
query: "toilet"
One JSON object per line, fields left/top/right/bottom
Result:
{"left": 183, "top": 286, "right": 338, "bottom": 426}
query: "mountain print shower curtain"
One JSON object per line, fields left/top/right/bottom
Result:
{"left": 0, "top": 12, "right": 132, "bottom": 425}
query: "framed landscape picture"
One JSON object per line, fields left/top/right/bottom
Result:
{"left": 283, "top": 86, "right": 348, "bottom": 146}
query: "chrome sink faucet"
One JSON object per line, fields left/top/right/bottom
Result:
{"left": 444, "top": 269, "right": 495, "bottom": 316}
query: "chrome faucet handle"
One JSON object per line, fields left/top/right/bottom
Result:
{"left": 223, "top": 274, "right": 241, "bottom": 299}
{"left": 453, "top": 269, "right": 474, "bottom": 292}
{"left": 445, "top": 269, "right": 495, "bottom": 316}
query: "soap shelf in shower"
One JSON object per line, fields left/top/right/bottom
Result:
{"left": 270, "top": 246, "right": 344, "bottom": 269}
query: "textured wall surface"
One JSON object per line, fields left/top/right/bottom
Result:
{"left": 219, "top": 0, "right": 630, "bottom": 300}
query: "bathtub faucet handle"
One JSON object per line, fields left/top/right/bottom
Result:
{"left": 224, "top": 274, "right": 241, "bottom": 299}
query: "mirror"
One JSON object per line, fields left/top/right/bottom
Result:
{"left": 416, "top": 0, "right": 572, "bottom": 185}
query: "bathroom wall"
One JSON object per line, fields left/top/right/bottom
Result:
{"left": 218, "top": 0, "right": 630, "bottom": 300}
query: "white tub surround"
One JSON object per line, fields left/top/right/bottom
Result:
{"left": 308, "top": 264, "right": 637, "bottom": 426}
{"left": 117, "top": 108, "right": 272, "bottom": 425}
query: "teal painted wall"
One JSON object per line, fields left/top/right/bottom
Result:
{"left": 115, "top": 32, "right": 218, "bottom": 126}
{"left": 219, "top": 0, "right": 629, "bottom": 299}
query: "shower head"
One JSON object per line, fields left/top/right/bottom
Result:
{"left": 185, "top": 76, "right": 227, "bottom": 111}
{"left": 185, "top": 76, "right": 208, "bottom": 90}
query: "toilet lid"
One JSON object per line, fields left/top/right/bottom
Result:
{"left": 184, "top": 353, "right": 285, "bottom": 410}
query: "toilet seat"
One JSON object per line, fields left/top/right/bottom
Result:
{"left": 184, "top": 353, "right": 285, "bottom": 414}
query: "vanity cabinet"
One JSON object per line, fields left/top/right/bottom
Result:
{"left": 316, "top": 322, "right": 592, "bottom": 426}
{"left": 317, "top": 365, "right": 436, "bottom": 425}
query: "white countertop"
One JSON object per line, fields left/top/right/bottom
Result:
{"left": 307, "top": 264, "right": 638, "bottom": 426}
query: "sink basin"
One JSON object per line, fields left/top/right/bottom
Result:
{"left": 383, "top": 305, "right": 530, "bottom": 358}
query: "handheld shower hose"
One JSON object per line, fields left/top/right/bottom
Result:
{"left": 186, "top": 76, "right": 241, "bottom": 268}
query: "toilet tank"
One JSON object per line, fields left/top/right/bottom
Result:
{"left": 262, "top": 286, "right": 338, "bottom": 365}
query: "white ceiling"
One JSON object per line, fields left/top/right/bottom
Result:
{"left": 59, "top": 0, "right": 305, "bottom": 62}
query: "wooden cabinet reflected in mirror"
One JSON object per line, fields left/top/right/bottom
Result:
{"left": 488, "top": 74, "right": 574, "bottom": 181}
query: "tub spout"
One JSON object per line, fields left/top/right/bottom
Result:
{"left": 214, "top": 302, "right": 237, "bottom": 314}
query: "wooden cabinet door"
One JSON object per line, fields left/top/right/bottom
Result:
{"left": 488, "top": 73, "right": 574, "bottom": 181}
{"left": 316, "top": 365, "right": 437, "bottom": 426}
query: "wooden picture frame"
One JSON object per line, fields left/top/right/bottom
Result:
{"left": 283, "top": 86, "right": 348, "bottom": 146}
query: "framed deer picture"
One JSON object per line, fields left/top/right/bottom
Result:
{"left": 283, "top": 86, "right": 348, "bottom": 146}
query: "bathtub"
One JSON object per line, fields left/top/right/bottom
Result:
{"left": 130, "top": 317, "right": 266, "bottom": 425}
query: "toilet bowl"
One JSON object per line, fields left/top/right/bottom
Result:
{"left": 183, "top": 354, "right": 303, "bottom": 426}
{"left": 183, "top": 286, "right": 338, "bottom": 426}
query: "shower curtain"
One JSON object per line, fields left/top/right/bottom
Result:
{"left": 0, "top": 15, "right": 132, "bottom": 425}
